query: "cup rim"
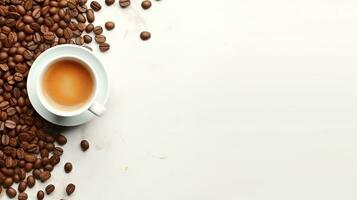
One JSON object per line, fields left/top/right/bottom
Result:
{"left": 37, "top": 55, "right": 98, "bottom": 117}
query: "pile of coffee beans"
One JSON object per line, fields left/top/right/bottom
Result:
{"left": 0, "top": 0, "right": 155, "bottom": 198}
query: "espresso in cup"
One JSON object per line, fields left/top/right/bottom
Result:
{"left": 41, "top": 58, "right": 96, "bottom": 113}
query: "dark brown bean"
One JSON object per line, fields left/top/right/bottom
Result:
{"left": 80, "top": 140, "right": 90, "bottom": 151}
{"left": 66, "top": 183, "right": 75, "bottom": 195}
{"left": 64, "top": 162, "right": 73, "bottom": 173}
{"left": 83, "top": 35, "right": 92, "bottom": 43}
{"left": 18, "top": 181, "right": 27, "bottom": 192}
{"left": 45, "top": 184, "right": 55, "bottom": 194}
{"left": 141, "top": 0, "right": 152, "bottom": 9}
{"left": 95, "top": 35, "right": 106, "bottom": 43}
{"left": 119, "top": 0, "right": 131, "bottom": 8}
{"left": 140, "top": 31, "right": 151, "bottom": 40}
{"left": 39, "top": 171, "right": 51, "bottom": 182}
{"left": 55, "top": 134, "right": 67, "bottom": 145}
{"left": 6, "top": 187, "right": 16, "bottom": 198}
{"left": 85, "top": 23, "right": 94, "bottom": 33}
{"left": 106, "top": 0, "right": 115, "bottom": 6}
{"left": 27, "top": 175, "right": 35, "bottom": 188}
{"left": 105, "top": 21, "right": 115, "bottom": 30}
{"left": 93, "top": 26, "right": 103, "bottom": 35}
{"left": 37, "top": 190, "right": 44, "bottom": 200}
{"left": 86, "top": 9, "right": 95, "bottom": 23}
{"left": 18, "top": 192, "right": 28, "bottom": 200}
{"left": 90, "top": 1, "right": 102, "bottom": 11}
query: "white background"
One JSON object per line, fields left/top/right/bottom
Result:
{"left": 4, "top": 0, "right": 357, "bottom": 199}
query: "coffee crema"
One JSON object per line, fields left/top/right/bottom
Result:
{"left": 42, "top": 59, "right": 95, "bottom": 111}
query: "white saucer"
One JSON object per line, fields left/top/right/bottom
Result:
{"left": 27, "top": 45, "right": 109, "bottom": 126}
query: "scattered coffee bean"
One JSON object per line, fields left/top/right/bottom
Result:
{"left": 141, "top": 0, "right": 152, "bottom": 9}
{"left": 86, "top": 9, "right": 95, "bottom": 23}
{"left": 80, "top": 140, "right": 90, "bottom": 151}
{"left": 45, "top": 184, "right": 55, "bottom": 194}
{"left": 93, "top": 26, "right": 103, "bottom": 35}
{"left": 27, "top": 175, "right": 35, "bottom": 188}
{"left": 140, "top": 31, "right": 151, "bottom": 40}
{"left": 105, "top": 0, "right": 115, "bottom": 6}
{"left": 66, "top": 183, "right": 76, "bottom": 195}
{"left": 18, "top": 192, "right": 28, "bottom": 200}
{"left": 55, "top": 134, "right": 67, "bottom": 145}
{"left": 95, "top": 35, "right": 106, "bottom": 43}
{"left": 64, "top": 162, "right": 73, "bottom": 173}
{"left": 105, "top": 21, "right": 115, "bottom": 30}
{"left": 119, "top": 0, "right": 131, "bottom": 8}
{"left": 18, "top": 181, "right": 27, "bottom": 192}
{"left": 6, "top": 187, "right": 17, "bottom": 198}
{"left": 83, "top": 35, "right": 92, "bottom": 43}
{"left": 99, "top": 43, "right": 110, "bottom": 52}
{"left": 90, "top": 1, "right": 102, "bottom": 11}
{"left": 86, "top": 23, "right": 94, "bottom": 33}
{"left": 37, "top": 190, "right": 45, "bottom": 200}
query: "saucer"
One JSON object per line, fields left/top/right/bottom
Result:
{"left": 27, "top": 45, "right": 109, "bottom": 126}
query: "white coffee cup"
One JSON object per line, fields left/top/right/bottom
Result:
{"left": 28, "top": 45, "right": 107, "bottom": 119}
{"left": 37, "top": 56, "right": 105, "bottom": 117}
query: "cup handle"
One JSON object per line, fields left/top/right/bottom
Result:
{"left": 89, "top": 102, "right": 106, "bottom": 117}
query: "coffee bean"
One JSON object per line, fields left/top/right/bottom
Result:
{"left": 18, "top": 192, "right": 28, "bottom": 200}
{"left": 105, "top": 21, "right": 115, "bottom": 30}
{"left": 80, "top": 140, "right": 90, "bottom": 151}
{"left": 3, "top": 177, "right": 13, "bottom": 188}
{"left": 119, "top": 0, "right": 131, "bottom": 8}
{"left": 64, "top": 162, "right": 73, "bottom": 173}
{"left": 99, "top": 42, "right": 110, "bottom": 52}
{"left": 39, "top": 171, "right": 51, "bottom": 182}
{"left": 85, "top": 23, "right": 94, "bottom": 33}
{"left": 140, "top": 31, "right": 151, "bottom": 40}
{"left": 95, "top": 35, "right": 106, "bottom": 43}
{"left": 54, "top": 135, "right": 66, "bottom": 147}
{"left": 27, "top": 175, "right": 35, "bottom": 188}
{"left": 37, "top": 190, "right": 44, "bottom": 200}
{"left": 5, "top": 119, "right": 16, "bottom": 129}
{"left": 6, "top": 187, "right": 16, "bottom": 198}
{"left": 93, "top": 26, "right": 103, "bottom": 35}
{"left": 86, "top": 9, "right": 95, "bottom": 23}
{"left": 105, "top": 0, "right": 115, "bottom": 6}
{"left": 45, "top": 184, "right": 55, "bottom": 194}
{"left": 141, "top": 0, "right": 152, "bottom": 9}
{"left": 18, "top": 181, "right": 27, "bottom": 192}
{"left": 83, "top": 35, "right": 92, "bottom": 43}
{"left": 90, "top": 1, "right": 102, "bottom": 11}
{"left": 66, "top": 183, "right": 75, "bottom": 195}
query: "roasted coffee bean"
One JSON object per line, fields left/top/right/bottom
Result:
{"left": 83, "top": 35, "right": 92, "bottom": 43}
{"left": 55, "top": 134, "right": 67, "bottom": 145}
{"left": 18, "top": 181, "right": 27, "bottom": 192}
{"left": 141, "top": 0, "right": 152, "bottom": 9}
{"left": 90, "top": 1, "right": 102, "bottom": 11}
{"left": 64, "top": 162, "right": 72, "bottom": 173}
{"left": 75, "top": 36, "right": 84, "bottom": 45}
{"left": 85, "top": 23, "right": 94, "bottom": 33}
{"left": 6, "top": 187, "right": 16, "bottom": 198}
{"left": 99, "top": 43, "right": 110, "bottom": 52}
{"left": 53, "top": 147, "right": 63, "bottom": 156}
{"left": 105, "top": 21, "right": 115, "bottom": 30}
{"left": 93, "top": 26, "right": 103, "bottom": 35}
{"left": 18, "top": 192, "right": 28, "bottom": 200}
{"left": 37, "top": 190, "right": 44, "bottom": 200}
{"left": 86, "top": 9, "right": 95, "bottom": 23}
{"left": 140, "top": 31, "right": 151, "bottom": 40}
{"left": 3, "top": 177, "right": 13, "bottom": 188}
{"left": 80, "top": 140, "right": 90, "bottom": 151}
{"left": 27, "top": 175, "right": 35, "bottom": 188}
{"left": 39, "top": 171, "right": 51, "bottom": 182}
{"left": 119, "top": 0, "right": 131, "bottom": 8}
{"left": 95, "top": 35, "right": 106, "bottom": 43}
{"left": 45, "top": 184, "right": 55, "bottom": 194}
{"left": 66, "top": 183, "right": 75, "bottom": 195}
{"left": 105, "top": 0, "right": 115, "bottom": 5}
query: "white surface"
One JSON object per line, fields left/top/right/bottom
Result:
{"left": 27, "top": 45, "right": 109, "bottom": 126}
{"left": 4, "top": 0, "right": 357, "bottom": 199}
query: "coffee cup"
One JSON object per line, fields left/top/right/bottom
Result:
{"left": 28, "top": 45, "right": 107, "bottom": 119}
